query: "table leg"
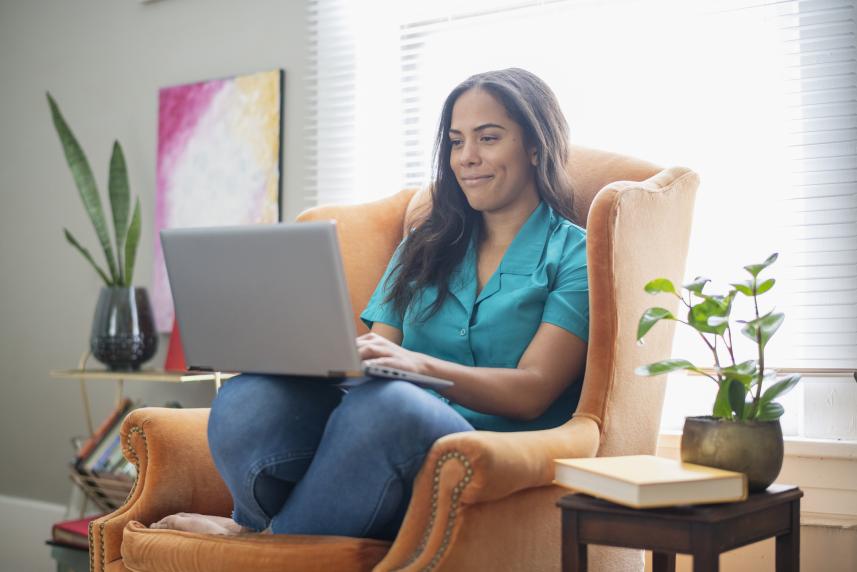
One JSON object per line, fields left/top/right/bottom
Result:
{"left": 692, "top": 550, "right": 719, "bottom": 572}
{"left": 775, "top": 499, "right": 800, "bottom": 572}
{"left": 691, "top": 525, "right": 718, "bottom": 572}
{"left": 561, "top": 510, "right": 587, "bottom": 572}
{"left": 653, "top": 551, "right": 676, "bottom": 572}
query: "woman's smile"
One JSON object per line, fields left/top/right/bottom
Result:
{"left": 460, "top": 174, "right": 494, "bottom": 186}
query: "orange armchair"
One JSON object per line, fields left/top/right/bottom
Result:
{"left": 90, "top": 145, "right": 698, "bottom": 572}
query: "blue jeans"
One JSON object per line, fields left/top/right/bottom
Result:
{"left": 207, "top": 375, "right": 474, "bottom": 540}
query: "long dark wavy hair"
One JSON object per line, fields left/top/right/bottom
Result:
{"left": 386, "top": 68, "right": 575, "bottom": 321}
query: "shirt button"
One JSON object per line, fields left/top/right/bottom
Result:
{"left": 459, "top": 328, "right": 467, "bottom": 336}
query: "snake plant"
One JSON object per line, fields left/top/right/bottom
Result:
{"left": 48, "top": 93, "right": 141, "bottom": 287}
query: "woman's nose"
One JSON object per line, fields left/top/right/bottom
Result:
{"left": 458, "top": 140, "right": 479, "bottom": 165}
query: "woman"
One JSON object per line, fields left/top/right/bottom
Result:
{"left": 152, "top": 67, "right": 588, "bottom": 540}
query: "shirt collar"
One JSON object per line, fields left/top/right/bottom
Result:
{"left": 448, "top": 201, "right": 554, "bottom": 309}
{"left": 497, "top": 200, "right": 553, "bottom": 275}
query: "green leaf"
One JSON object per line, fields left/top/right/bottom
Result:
{"left": 713, "top": 379, "right": 734, "bottom": 420}
{"left": 684, "top": 276, "right": 710, "bottom": 295}
{"left": 728, "top": 379, "right": 747, "bottom": 419}
{"left": 731, "top": 280, "right": 754, "bottom": 296}
{"left": 759, "top": 373, "right": 801, "bottom": 408}
{"left": 645, "top": 278, "right": 677, "bottom": 296}
{"left": 688, "top": 294, "right": 733, "bottom": 335}
{"left": 64, "top": 228, "right": 112, "bottom": 285}
{"left": 755, "top": 401, "right": 785, "bottom": 421}
{"left": 109, "top": 141, "right": 130, "bottom": 283}
{"left": 635, "top": 358, "right": 700, "bottom": 377}
{"left": 48, "top": 93, "right": 118, "bottom": 283}
{"left": 123, "top": 198, "right": 141, "bottom": 286}
{"left": 756, "top": 312, "right": 785, "bottom": 352}
{"left": 637, "top": 307, "right": 675, "bottom": 341}
{"left": 744, "top": 253, "right": 778, "bottom": 278}
{"left": 707, "top": 316, "right": 729, "bottom": 327}
{"left": 756, "top": 278, "right": 775, "bottom": 295}
{"left": 718, "top": 360, "right": 759, "bottom": 387}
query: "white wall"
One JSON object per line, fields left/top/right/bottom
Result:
{"left": 0, "top": 0, "right": 307, "bottom": 508}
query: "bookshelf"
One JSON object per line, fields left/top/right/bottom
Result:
{"left": 51, "top": 350, "right": 237, "bottom": 516}
{"left": 50, "top": 350, "right": 236, "bottom": 436}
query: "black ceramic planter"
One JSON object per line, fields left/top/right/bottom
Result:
{"left": 90, "top": 287, "right": 158, "bottom": 371}
{"left": 680, "top": 415, "right": 784, "bottom": 492}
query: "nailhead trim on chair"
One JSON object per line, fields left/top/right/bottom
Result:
{"left": 395, "top": 451, "right": 473, "bottom": 572}
{"left": 92, "top": 431, "right": 473, "bottom": 572}
{"left": 93, "top": 426, "right": 146, "bottom": 572}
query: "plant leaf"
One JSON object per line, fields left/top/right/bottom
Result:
{"left": 756, "top": 312, "right": 785, "bottom": 352}
{"left": 756, "top": 278, "right": 775, "bottom": 295}
{"left": 755, "top": 401, "right": 785, "bottom": 421}
{"left": 48, "top": 93, "right": 118, "bottom": 283}
{"left": 123, "top": 198, "right": 141, "bottom": 286}
{"left": 635, "top": 358, "right": 700, "bottom": 377}
{"left": 109, "top": 141, "right": 130, "bottom": 283}
{"left": 64, "top": 228, "right": 112, "bottom": 285}
{"left": 728, "top": 378, "right": 747, "bottom": 419}
{"left": 713, "top": 379, "right": 734, "bottom": 420}
{"left": 637, "top": 307, "right": 675, "bottom": 341}
{"left": 689, "top": 294, "right": 733, "bottom": 335}
{"left": 744, "top": 252, "right": 778, "bottom": 278}
{"left": 684, "top": 276, "right": 710, "bottom": 295}
{"left": 731, "top": 280, "right": 754, "bottom": 296}
{"left": 644, "top": 278, "right": 677, "bottom": 296}
{"left": 718, "top": 360, "right": 758, "bottom": 388}
{"left": 759, "top": 373, "right": 801, "bottom": 408}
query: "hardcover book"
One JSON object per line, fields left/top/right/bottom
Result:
{"left": 51, "top": 514, "right": 103, "bottom": 549}
{"left": 553, "top": 454, "right": 748, "bottom": 509}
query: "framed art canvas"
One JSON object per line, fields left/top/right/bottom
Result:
{"left": 152, "top": 69, "right": 284, "bottom": 332}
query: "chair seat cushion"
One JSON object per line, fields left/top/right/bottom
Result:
{"left": 120, "top": 520, "right": 391, "bottom": 572}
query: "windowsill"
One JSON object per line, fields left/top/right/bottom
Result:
{"left": 657, "top": 432, "right": 857, "bottom": 459}
{"left": 657, "top": 432, "right": 857, "bottom": 529}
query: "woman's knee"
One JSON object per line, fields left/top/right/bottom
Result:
{"left": 330, "top": 381, "right": 472, "bottom": 448}
{"left": 208, "top": 375, "right": 342, "bottom": 457}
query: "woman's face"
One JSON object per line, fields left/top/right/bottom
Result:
{"left": 448, "top": 88, "right": 539, "bottom": 215}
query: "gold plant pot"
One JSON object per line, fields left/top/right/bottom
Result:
{"left": 680, "top": 415, "right": 784, "bottom": 492}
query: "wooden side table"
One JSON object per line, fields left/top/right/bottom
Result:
{"left": 557, "top": 484, "right": 802, "bottom": 572}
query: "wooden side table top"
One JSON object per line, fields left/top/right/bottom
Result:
{"left": 558, "top": 484, "right": 803, "bottom": 572}
{"left": 557, "top": 484, "right": 802, "bottom": 522}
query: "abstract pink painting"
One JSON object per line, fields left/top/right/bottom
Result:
{"left": 153, "top": 69, "right": 283, "bottom": 332}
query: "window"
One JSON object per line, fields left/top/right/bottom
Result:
{"left": 307, "top": 0, "right": 857, "bottom": 439}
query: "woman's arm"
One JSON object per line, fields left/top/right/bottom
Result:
{"left": 358, "top": 323, "right": 586, "bottom": 421}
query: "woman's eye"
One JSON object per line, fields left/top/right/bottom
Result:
{"left": 481, "top": 135, "right": 498, "bottom": 143}
{"left": 449, "top": 139, "right": 463, "bottom": 148}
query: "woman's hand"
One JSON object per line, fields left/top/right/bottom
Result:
{"left": 357, "top": 332, "right": 430, "bottom": 375}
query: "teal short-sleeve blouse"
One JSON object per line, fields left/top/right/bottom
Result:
{"left": 360, "top": 201, "right": 588, "bottom": 431}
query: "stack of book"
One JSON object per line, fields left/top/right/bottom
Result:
{"left": 553, "top": 454, "right": 748, "bottom": 509}
{"left": 73, "top": 397, "right": 137, "bottom": 479}
{"left": 49, "top": 514, "right": 103, "bottom": 550}
{"left": 69, "top": 398, "right": 138, "bottom": 512}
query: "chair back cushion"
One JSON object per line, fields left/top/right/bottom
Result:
{"left": 576, "top": 167, "right": 698, "bottom": 456}
{"left": 297, "top": 146, "right": 699, "bottom": 460}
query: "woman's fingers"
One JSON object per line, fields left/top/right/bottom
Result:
{"left": 358, "top": 342, "right": 393, "bottom": 360}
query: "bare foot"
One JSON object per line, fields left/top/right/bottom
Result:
{"left": 149, "top": 513, "right": 257, "bottom": 535}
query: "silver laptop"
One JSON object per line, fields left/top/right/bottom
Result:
{"left": 160, "top": 222, "right": 453, "bottom": 390}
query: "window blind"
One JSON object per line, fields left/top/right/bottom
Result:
{"left": 305, "top": 0, "right": 358, "bottom": 206}
{"left": 307, "top": 0, "right": 856, "bottom": 371}
{"left": 779, "top": 0, "right": 857, "bottom": 369}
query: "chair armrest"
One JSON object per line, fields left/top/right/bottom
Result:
{"left": 89, "top": 407, "right": 231, "bottom": 572}
{"left": 376, "top": 415, "right": 599, "bottom": 571}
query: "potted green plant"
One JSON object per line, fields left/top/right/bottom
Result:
{"left": 48, "top": 93, "right": 157, "bottom": 370}
{"left": 635, "top": 253, "right": 800, "bottom": 491}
